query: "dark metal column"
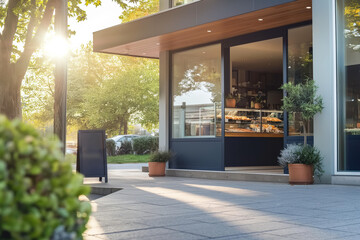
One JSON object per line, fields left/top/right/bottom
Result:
{"left": 54, "top": 0, "right": 68, "bottom": 153}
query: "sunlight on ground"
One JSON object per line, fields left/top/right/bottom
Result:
{"left": 84, "top": 216, "right": 108, "bottom": 240}
{"left": 136, "top": 186, "right": 282, "bottom": 231}
{"left": 80, "top": 195, "right": 103, "bottom": 239}
{"left": 183, "top": 184, "right": 264, "bottom": 197}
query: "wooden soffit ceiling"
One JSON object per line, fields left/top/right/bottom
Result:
{"left": 93, "top": 0, "right": 312, "bottom": 58}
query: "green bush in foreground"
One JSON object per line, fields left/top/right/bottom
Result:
{"left": 0, "top": 116, "right": 91, "bottom": 240}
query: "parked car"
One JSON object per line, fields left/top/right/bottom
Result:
{"left": 110, "top": 134, "right": 140, "bottom": 150}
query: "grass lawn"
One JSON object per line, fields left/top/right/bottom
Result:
{"left": 107, "top": 154, "right": 150, "bottom": 164}
{"left": 65, "top": 154, "right": 150, "bottom": 164}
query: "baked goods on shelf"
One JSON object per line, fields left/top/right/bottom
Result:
{"left": 225, "top": 115, "right": 251, "bottom": 121}
{"left": 218, "top": 114, "right": 252, "bottom": 121}
{"left": 263, "top": 117, "right": 282, "bottom": 123}
{"left": 225, "top": 128, "right": 253, "bottom": 133}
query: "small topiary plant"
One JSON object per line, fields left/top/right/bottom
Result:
{"left": 281, "top": 78, "right": 323, "bottom": 145}
{"left": 0, "top": 115, "right": 91, "bottom": 239}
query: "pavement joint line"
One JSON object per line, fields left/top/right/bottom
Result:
{"left": 162, "top": 226, "right": 212, "bottom": 238}
{"left": 87, "top": 226, "right": 163, "bottom": 236}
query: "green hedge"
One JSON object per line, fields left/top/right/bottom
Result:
{"left": 0, "top": 116, "right": 91, "bottom": 239}
{"left": 106, "top": 139, "right": 116, "bottom": 156}
{"left": 117, "top": 140, "right": 132, "bottom": 155}
{"left": 133, "top": 136, "right": 158, "bottom": 155}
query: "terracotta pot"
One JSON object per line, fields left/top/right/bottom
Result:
{"left": 288, "top": 164, "right": 314, "bottom": 185}
{"left": 148, "top": 162, "right": 166, "bottom": 177}
{"left": 226, "top": 99, "right": 236, "bottom": 108}
{"left": 254, "top": 103, "right": 261, "bottom": 109}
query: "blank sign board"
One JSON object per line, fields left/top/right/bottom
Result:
{"left": 77, "top": 130, "right": 108, "bottom": 182}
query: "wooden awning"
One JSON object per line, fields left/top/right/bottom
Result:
{"left": 93, "top": 0, "right": 311, "bottom": 58}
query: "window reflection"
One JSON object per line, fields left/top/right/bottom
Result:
{"left": 172, "top": 0, "right": 197, "bottom": 7}
{"left": 287, "top": 25, "right": 313, "bottom": 136}
{"left": 172, "top": 44, "right": 221, "bottom": 138}
{"left": 338, "top": 0, "right": 360, "bottom": 171}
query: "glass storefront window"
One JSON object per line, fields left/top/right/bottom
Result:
{"left": 287, "top": 25, "right": 313, "bottom": 136}
{"left": 172, "top": 0, "right": 197, "bottom": 7}
{"left": 172, "top": 44, "right": 221, "bottom": 138}
{"left": 337, "top": 0, "right": 360, "bottom": 171}
{"left": 226, "top": 38, "right": 284, "bottom": 137}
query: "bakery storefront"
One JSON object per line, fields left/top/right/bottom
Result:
{"left": 94, "top": 0, "right": 316, "bottom": 172}
{"left": 170, "top": 23, "right": 312, "bottom": 171}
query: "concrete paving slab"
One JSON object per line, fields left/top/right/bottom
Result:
{"left": 83, "top": 164, "right": 360, "bottom": 240}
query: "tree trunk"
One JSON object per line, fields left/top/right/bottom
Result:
{"left": 119, "top": 117, "right": 124, "bottom": 135}
{"left": 119, "top": 124, "right": 123, "bottom": 135}
{"left": 303, "top": 119, "right": 307, "bottom": 146}
{"left": 0, "top": 75, "right": 22, "bottom": 119}
{"left": 124, "top": 119, "right": 128, "bottom": 135}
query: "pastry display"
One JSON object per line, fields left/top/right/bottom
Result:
{"left": 225, "top": 115, "right": 251, "bottom": 121}
{"left": 226, "top": 128, "right": 253, "bottom": 133}
{"left": 263, "top": 117, "right": 282, "bottom": 123}
{"left": 223, "top": 108, "right": 284, "bottom": 136}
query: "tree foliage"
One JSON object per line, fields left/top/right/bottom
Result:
{"left": 344, "top": 0, "right": 360, "bottom": 50}
{"left": 0, "top": 0, "right": 138, "bottom": 119}
{"left": 120, "top": 0, "right": 159, "bottom": 23}
{"left": 68, "top": 44, "right": 159, "bottom": 135}
{"left": 20, "top": 0, "right": 160, "bottom": 136}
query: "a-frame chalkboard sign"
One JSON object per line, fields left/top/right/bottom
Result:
{"left": 77, "top": 130, "right": 108, "bottom": 183}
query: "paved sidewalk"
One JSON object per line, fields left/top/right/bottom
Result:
{"left": 83, "top": 164, "right": 360, "bottom": 240}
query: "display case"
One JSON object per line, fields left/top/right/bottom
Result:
{"left": 223, "top": 108, "right": 284, "bottom": 137}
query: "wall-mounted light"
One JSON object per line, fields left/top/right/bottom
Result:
{"left": 207, "top": 30, "right": 212, "bottom": 33}
{"left": 258, "top": 18, "right": 264, "bottom": 22}
{"left": 306, "top": 6, "right": 311, "bottom": 9}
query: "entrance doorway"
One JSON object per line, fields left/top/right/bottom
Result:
{"left": 224, "top": 37, "right": 284, "bottom": 171}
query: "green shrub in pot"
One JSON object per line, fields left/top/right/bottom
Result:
{"left": 278, "top": 144, "right": 324, "bottom": 180}
{"left": 148, "top": 151, "right": 172, "bottom": 177}
{"left": 278, "top": 144, "right": 302, "bottom": 167}
{"left": 0, "top": 115, "right": 91, "bottom": 239}
{"left": 296, "top": 144, "right": 324, "bottom": 179}
{"left": 149, "top": 151, "right": 172, "bottom": 163}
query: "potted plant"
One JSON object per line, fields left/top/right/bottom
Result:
{"left": 254, "top": 95, "right": 262, "bottom": 109}
{"left": 148, "top": 151, "right": 172, "bottom": 177}
{"left": 280, "top": 78, "right": 324, "bottom": 184}
{"left": 278, "top": 144, "right": 323, "bottom": 184}
{"left": 225, "top": 93, "right": 236, "bottom": 108}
